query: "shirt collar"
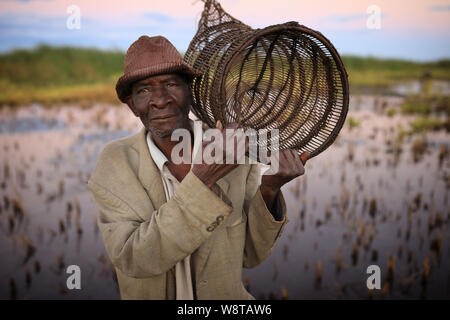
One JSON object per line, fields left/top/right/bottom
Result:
{"left": 146, "top": 119, "right": 203, "bottom": 171}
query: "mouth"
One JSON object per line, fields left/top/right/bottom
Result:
{"left": 151, "top": 114, "right": 177, "bottom": 121}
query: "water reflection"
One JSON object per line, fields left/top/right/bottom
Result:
{"left": 0, "top": 97, "right": 448, "bottom": 299}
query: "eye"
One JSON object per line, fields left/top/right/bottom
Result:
{"left": 167, "top": 82, "right": 178, "bottom": 88}
{"left": 137, "top": 87, "right": 149, "bottom": 94}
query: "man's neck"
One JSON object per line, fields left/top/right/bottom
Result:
{"left": 151, "top": 122, "right": 194, "bottom": 164}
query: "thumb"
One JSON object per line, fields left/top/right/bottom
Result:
{"left": 300, "top": 151, "right": 310, "bottom": 165}
{"left": 216, "top": 120, "right": 223, "bottom": 130}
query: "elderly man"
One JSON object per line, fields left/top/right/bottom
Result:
{"left": 88, "top": 35, "right": 308, "bottom": 300}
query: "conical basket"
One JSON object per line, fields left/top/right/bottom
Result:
{"left": 184, "top": 0, "right": 349, "bottom": 158}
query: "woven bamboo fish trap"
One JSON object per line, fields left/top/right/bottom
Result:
{"left": 184, "top": 0, "right": 349, "bottom": 158}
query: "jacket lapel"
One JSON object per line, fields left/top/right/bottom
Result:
{"left": 200, "top": 121, "right": 230, "bottom": 194}
{"left": 136, "top": 126, "right": 233, "bottom": 277}
{"left": 137, "top": 126, "right": 231, "bottom": 209}
{"left": 137, "top": 128, "right": 167, "bottom": 210}
{"left": 216, "top": 178, "right": 229, "bottom": 195}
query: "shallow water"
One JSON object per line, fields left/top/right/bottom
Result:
{"left": 0, "top": 99, "right": 448, "bottom": 299}
{"left": 244, "top": 109, "right": 450, "bottom": 299}
{"left": 390, "top": 80, "right": 450, "bottom": 97}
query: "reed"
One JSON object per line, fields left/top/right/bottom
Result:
{"left": 58, "top": 218, "right": 66, "bottom": 234}
{"left": 34, "top": 260, "right": 41, "bottom": 273}
{"left": 4, "top": 195, "right": 10, "bottom": 210}
{"left": 315, "top": 260, "right": 323, "bottom": 286}
{"left": 369, "top": 198, "right": 377, "bottom": 219}
{"left": 74, "top": 209, "right": 83, "bottom": 235}
{"left": 25, "top": 268, "right": 32, "bottom": 289}
{"left": 421, "top": 257, "right": 430, "bottom": 287}
{"left": 58, "top": 179, "right": 65, "bottom": 198}
{"left": 17, "top": 235, "right": 36, "bottom": 264}
{"left": 438, "top": 145, "right": 448, "bottom": 167}
{"left": 336, "top": 245, "right": 343, "bottom": 273}
{"left": 351, "top": 242, "right": 359, "bottom": 266}
{"left": 12, "top": 198, "right": 25, "bottom": 223}
{"left": 36, "top": 183, "right": 43, "bottom": 195}
{"left": 386, "top": 254, "right": 396, "bottom": 287}
{"left": 411, "top": 138, "right": 427, "bottom": 163}
{"left": 430, "top": 234, "right": 442, "bottom": 256}
{"left": 7, "top": 213, "right": 15, "bottom": 233}
{"left": 9, "top": 277, "right": 17, "bottom": 300}
{"left": 371, "top": 249, "right": 378, "bottom": 262}
{"left": 55, "top": 253, "right": 65, "bottom": 274}
{"left": 281, "top": 287, "right": 289, "bottom": 300}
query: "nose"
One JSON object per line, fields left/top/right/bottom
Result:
{"left": 149, "top": 86, "right": 172, "bottom": 109}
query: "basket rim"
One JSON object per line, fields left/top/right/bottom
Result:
{"left": 217, "top": 21, "right": 350, "bottom": 158}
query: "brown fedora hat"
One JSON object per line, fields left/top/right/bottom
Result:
{"left": 115, "top": 35, "right": 202, "bottom": 103}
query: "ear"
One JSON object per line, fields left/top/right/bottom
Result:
{"left": 126, "top": 97, "right": 138, "bottom": 117}
{"left": 185, "top": 90, "right": 194, "bottom": 114}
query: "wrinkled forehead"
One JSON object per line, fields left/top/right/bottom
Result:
{"left": 133, "top": 73, "right": 186, "bottom": 87}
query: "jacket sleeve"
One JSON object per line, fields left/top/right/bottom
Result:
{"left": 88, "top": 171, "right": 233, "bottom": 279}
{"left": 242, "top": 164, "right": 289, "bottom": 268}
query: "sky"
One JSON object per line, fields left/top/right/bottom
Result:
{"left": 0, "top": 0, "right": 449, "bottom": 61}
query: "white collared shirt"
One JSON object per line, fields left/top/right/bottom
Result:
{"left": 146, "top": 119, "right": 203, "bottom": 300}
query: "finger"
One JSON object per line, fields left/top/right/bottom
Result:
{"left": 288, "top": 150, "right": 302, "bottom": 174}
{"left": 244, "top": 134, "right": 250, "bottom": 154}
{"left": 283, "top": 150, "right": 301, "bottom": 177}
{"left": 233, "top": 131, "right": 244, "bottom": 148}
{"left": 278, "top": 149, "right": 287, "bottom": 160}
{"left": 288, "top": 149, "right": 300, "bottom": 166}
{"left": 278, "top": 149, "right": 291, "bottom": 174}
{"left": 221, "top": 123, "right": 240, "bottom": 149}
{"left": 216, "top": 120, "right": 223, "bottom": 130}
{"left": 300, "top": 151, "right": 310, "bottom": 165}
{"left": 292, "top": 150, "right": 305, "bottom": 175}
{"left": 233, "top": 130, "right": 247, "bottom": 161}
{"left": 286, "top": 149, "right": 297, "bottom": 164}
{"left": 224, "top": 122, "right": 239, "bottom": 130}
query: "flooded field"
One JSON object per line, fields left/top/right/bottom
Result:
{"left": 0, "top": 94, "right": 449, "bottom": 299}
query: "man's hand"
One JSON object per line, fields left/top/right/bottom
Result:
{"left": 192, "top": 121, "right": 248, "bottom": 189}
{"left": 260, "top": 150, "right": 310, "bottom": 218}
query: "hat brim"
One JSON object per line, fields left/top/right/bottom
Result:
{"left": 116, "top": 61, "right": 202, "bottom": 103}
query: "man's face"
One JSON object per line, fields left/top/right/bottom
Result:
{"left": 130, "top": 73, "right": 192, "bottom": 138}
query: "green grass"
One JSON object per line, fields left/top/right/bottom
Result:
{"left": 342, "top": 56, "right": 450, "bottom": 89}
{"left": 0, "top": 45, "right": 449, "bottom": 107}
{"left": 386, "top": 108, "right": 396, "bottom": 117}
{"left": 348, "top": 116, "right": 361, "bottom": 130}
{"left": 410, "top": 116, "right": 449, "bottom": 133}
{"left": 0, "top": 45, "right": 123, "bottom": 107}
{"left": 0, "top": 44, "right": 124, "bottom": 87}
{"left": 0, "top": 81, "right": 118, "bottom": 108}
{"left": 401, "top": 94, "right": 449, "bottom": 116}
{"left": 402, "top": 101, "right": 431, "bottom": 115}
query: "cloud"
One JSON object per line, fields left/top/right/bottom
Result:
{"left": 325, "top": 12, "right": 388, "bottom": 25}
{"left": 142, "top": 12, "right": 173, "bottom": 23}
{"left": 429, "top": 5, "right": 450, "bottom": 11}
{"left": 0, "top": 0, "right": 448, "bottom": 60}
{"left": 327, "top": 13, "right": 367, "bottom": 23}
{"left": 0, "top": 11, "right": 197, "bottom": 52}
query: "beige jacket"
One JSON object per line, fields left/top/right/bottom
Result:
{"left": 87, "top": 125, "right": 288, "bottom": 300}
